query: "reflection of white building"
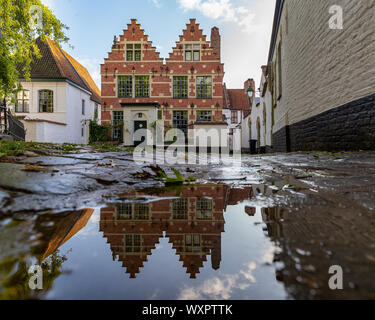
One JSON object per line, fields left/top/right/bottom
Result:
{"left": 250, "top": 66, "right": 273, "bottom": 153}
{"left": 10, "top": 37, "right": 101, "bottom": 144}
{"left": 223, "top": 80, "right": 255, "bottom": 152}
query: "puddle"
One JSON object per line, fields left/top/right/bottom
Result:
{"left": 0, "top": 183, "right": 374, "bottom": 300}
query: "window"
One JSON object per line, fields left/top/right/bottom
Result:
{"left": 82, "top": 100, "right": 85, "bottom": 115}
{"left": 173, "top": 198, "right": 188, "bottom": 220}
{"left": 185, "top": 234, "right": 201, "bottom": 253}
{"left": 173, "top": 111, "right": 188, "bottom": 135}
{"left": 158, "top": 109, "right": 163, "bottom": 120}
{"left": 173, "top": 76, "right": 188, "bottom": 98}
{"left": 124, "top": 234, "right": 141, "bottom": 253}
{"left": 196, "top": 76, "right": 212, "bottom": 99}
{"left": 196, "top": 198, "right": 213, "bottom": 220}
{"left": 116, "top": 203, "right": 132, "bottom": 220}
{"left": 134, "top": 204, "right": 149, "bottom": 220}
{"left": 118, "top": 76, "right": 133, "bottom": 98}
{"left": 117, "top": 203, "right": 149, "bottom": 220}
{"left": 135, "top": 76, "right": 149, "bottom": 97}
{"left": 126, "top": 44, "right": 141, "bottom": 61}
{"left": 231, "top": 111, "right": 238, "bottom": 123}
{"left": 94, "top": 104, "right": 98, "bottom": 120}
{"left": 197, "top": 111, "right": 212, "bottom": 122}
{"left": 112, "top": 111, "right": 124, "bottom": 140}
{"left": 81, "top": 126, "right": 84, "bottom": 137}
{"left": 15, "top": 90, "right": 30, "bottom": 113}
{"left": 185, "top": 44, "right": 200, "bottom": 61}
{"left": 39, "top": 90, "right": 53, "bottom": 113}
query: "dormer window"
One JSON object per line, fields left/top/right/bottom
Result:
{"left": 185, "top": 44, "right": 200, "bottom": 61}
{"left": 126, "top": 43, "right": 141, "bottom": 61}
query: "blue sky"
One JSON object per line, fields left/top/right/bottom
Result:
{"left": 42, "top": 0, "right": 276, "bottom": 89}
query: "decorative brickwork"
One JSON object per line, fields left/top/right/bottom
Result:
{"left": 101, "top": 18, "right": 225, "bottom": 144}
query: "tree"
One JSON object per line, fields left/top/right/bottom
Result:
{"left": 0, "top": 0, "right": 68, "bottom": 99}
{"left": 0, "top": 251, "right": 68, "bottom": 299}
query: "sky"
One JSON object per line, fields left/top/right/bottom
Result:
{"left": 41, "top": 0, "right": 276, "bottom": 90}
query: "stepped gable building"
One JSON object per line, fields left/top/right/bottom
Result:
{"left": 99, "top": 185, "right": 226, "bottom": 279}
{"left": 99, "top": 185, "right": 256, "bottom": 279}
{"left": 101, "top": 19, "right": 226, "bottom": 146}
{"left": 261, "top": 0, "right": 375, "bottom": 152}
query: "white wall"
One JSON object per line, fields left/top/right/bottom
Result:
{"left": 123, "top": 106, "right": 158, "bottom": 146}
{"left": 250, "top": 69, "right": 273, "bottom": 150}
{"left": 12, "top": 81, "right": 67, "bottom": 124}
{"left": 65, "top": 82, "right": 96, "bottom": 144}
{"left": 241, "top": 114, "right": 251, "bottom": 151}
{"left": 11, "top": 81, "right": 98, "bottom": 144}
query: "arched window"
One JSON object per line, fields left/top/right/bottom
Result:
{"left": 39, "top": 90, "right": 54, "bottom": 113}
{"left": 15, "top": 90, "right": 30, "bottom": 113}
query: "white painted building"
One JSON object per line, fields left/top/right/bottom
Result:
{"left": 11, "top": 37, "right": 101, "bottom": 144}
{"left": 223, "top": 81, "right": 255, "bottom": 152}
{"left": 250, "top": 66, "right": 273, "bottom": 153}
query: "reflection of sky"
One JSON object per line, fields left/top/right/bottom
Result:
{"left": 46, "top": 204, "right": 287, "bottom": 300}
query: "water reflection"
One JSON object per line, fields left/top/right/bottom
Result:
{"left": 7, "top": 182, "right": 371, "bottom": 299}
{"left": 0, "top": 209, "right": 93, "bottom": 299}
{"left": 100, "top": 185, "right": 254, "bottom": 279}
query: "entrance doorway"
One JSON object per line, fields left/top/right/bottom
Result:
{"left": 134, "top": 121, "right": 147, "bottom": 146}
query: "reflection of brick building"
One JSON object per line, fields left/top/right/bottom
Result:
{"left": 100, "top": 185, "right": 226, "bottom": 278}
{"left": 100, "top": 185, "right": 255, "bottom": 278}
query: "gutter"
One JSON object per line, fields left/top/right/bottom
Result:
{"left": 266, "top": 0, "right": 285, "bottom": 75}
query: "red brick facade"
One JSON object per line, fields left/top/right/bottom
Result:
{"left": 100, "top": 18, "right": 225, "bottom": 139}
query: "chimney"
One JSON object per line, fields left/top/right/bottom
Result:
{"left": 244, "top": 78, "right": 256, "bottom": 104}
{"left": 261, "top": 65, "right": 267, "bottom": 75}
{"left": 244, "top": 78, "right": 255, "bottom": 92}
{"left": 211, "top": 27, "right": 221, "bottom": 61}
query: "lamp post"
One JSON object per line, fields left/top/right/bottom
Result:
{"left": 246, "top": 86, "right": 254, "bottom": 98}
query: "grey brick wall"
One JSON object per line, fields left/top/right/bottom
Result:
{"left": 273, "top": 93, "right": 375, "bottom": 151}
{"left": 270, "top": 0, "right": 375, "bottom": 152}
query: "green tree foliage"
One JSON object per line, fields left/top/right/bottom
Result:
{"left": 0, "top": 251, "right": 68, "bottom": 299}
{"left": 0, "top": 0, "right": 68, "bottom": 98}
{"left": 89, "top": 120, "right": 111, "bottom": 143}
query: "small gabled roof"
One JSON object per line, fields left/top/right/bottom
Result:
{"left": 226, "top": 89, "right": 251, "bottom": 112}
{"left": 19, "top": 37, "right": 101, "bottom": 104}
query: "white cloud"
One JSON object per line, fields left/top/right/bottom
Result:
{"left": 150, "top": 0, "right": 162, "bottom": 8}
{"left": 41, "top": 0, "right": 55, "bottom": 9}
{"left": 75, "top": 57, "right": 102, "bottom": 88}
{"left": 178, "top": 261, "right": 257, "bottom": 300}
{"left": 178, "top": 0, "right": 256, "bottom": 33}
{"left": 178, "top": 0, "right": 276, "bottom": 89}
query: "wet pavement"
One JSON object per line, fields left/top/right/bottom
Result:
{"left": 0, "top": 150, "right": 375, "bottom": 299}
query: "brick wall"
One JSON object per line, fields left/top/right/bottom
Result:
{"left": 270, "top": 0, "right": 375, "bottom": 151}
{"left": 101, "top": 19, "right": 225, "bottom": 129}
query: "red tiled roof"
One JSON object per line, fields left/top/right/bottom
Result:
{"left": 19, "top": 37, "right": 101, "bottom": 104}
{"left": 226, "top": 89, "right": 251, "bottom": 111}
{"left": 62, "top": 48, "right": 101, "bottom": 104}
